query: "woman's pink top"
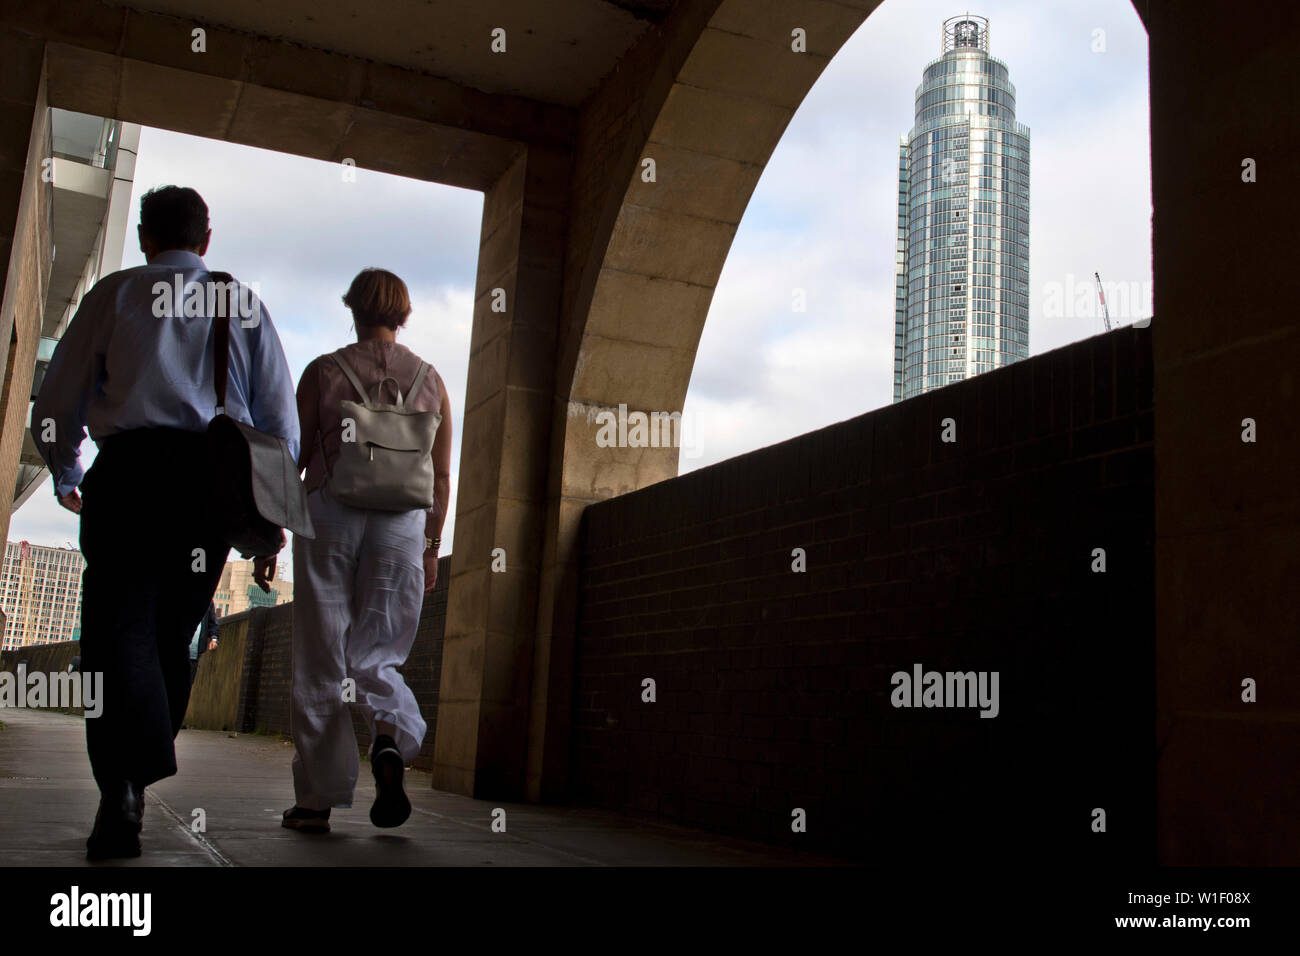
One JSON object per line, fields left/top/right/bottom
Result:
{"left": 296, "top": 339, "right": 443, "bottom": 529}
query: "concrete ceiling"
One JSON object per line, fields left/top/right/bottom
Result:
{"left": 108, "top": 0, "right": 676, "bottom": 108}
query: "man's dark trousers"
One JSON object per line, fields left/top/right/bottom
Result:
{"left": 78, "top": 427, "right": 228, "bottom": 790}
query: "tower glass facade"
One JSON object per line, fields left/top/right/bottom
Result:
{"left": 894, "top": 15, "right": 1029, "bottom": 402}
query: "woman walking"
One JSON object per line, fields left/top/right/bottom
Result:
{"left": 283, "top": 268, "right": 452, "bottom": 832}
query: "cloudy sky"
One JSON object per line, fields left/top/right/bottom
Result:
{"left": 9, "top": 0, "right": 1151, "bottom": 579}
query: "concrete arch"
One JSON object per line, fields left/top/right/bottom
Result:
{"left": 561, "top": 0, "right": 877, "bottom": 502}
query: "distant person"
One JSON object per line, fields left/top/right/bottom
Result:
{"left": 283, "top": 268, "right": 451, "bottom": 833}
{"left": 31, "top": 185, "right": 299, "bottom": 860}
{"left": 188, "top": 601, "right": 220, "bottom": 685}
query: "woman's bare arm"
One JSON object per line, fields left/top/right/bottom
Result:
{"left": 295, "top": 359, "right": 320, "bottom": 476}
{"left": 428, "top": 371, "right": 453, "bottom": 544}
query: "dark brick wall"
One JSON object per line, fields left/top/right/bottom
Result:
{"left": 223, "top": 554, "right": 450, "bottom": 770}
{"left": 575, "top": 328, "right": 1155, "bottom": 862}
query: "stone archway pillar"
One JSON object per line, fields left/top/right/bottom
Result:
{"left": 432, "top": 145, "right": 571, "bottom": 799}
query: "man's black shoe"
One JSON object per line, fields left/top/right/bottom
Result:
{"left": 369, "top": 734, "right": 411, "bottom": 828}
{"left": 86, "top": 781, "right": 143, "bottom": 860}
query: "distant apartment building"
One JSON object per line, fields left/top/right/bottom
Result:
{"left": 0, "top": 540, "right": 84, "bottom": 651}
{"left": 0, "top": 548, "right": 294, "bottom": 654}
{"left": 212, "top": 560, "right": 294, "bottom": 619}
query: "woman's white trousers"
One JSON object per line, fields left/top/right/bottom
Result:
{"left": 290, "top": 487, "right": 427, "bottom": 810}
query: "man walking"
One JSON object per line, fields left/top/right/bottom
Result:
{"left": 188, "top": 600, "right": 220, "bottom": 686}
{"left": 31, "top": 185, "right": 299, "bottom": 860}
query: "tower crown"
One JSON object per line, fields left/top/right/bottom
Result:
{"left": 942, "top": 14, "right": 989, "bottom": 54}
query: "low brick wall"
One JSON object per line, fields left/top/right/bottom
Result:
{"left": 574, "top": 328, "right": 1155, "bottom": 862}
{"left": 186, "top": 613, "right": 251, "bottom": 732}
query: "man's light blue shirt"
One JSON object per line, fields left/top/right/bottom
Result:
{"left": 189, "top": 620, "right": 204, "bottom": 661}
{"left": 31, "top": 250, "right": 300, "bottom": 497}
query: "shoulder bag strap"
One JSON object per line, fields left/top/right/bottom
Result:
{"left": 213, "top": 319, "right": 230, "bottom": 416}
{"left": 210, "top": 271, "right": 235, "bottom": 417}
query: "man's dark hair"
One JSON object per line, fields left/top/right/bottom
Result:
{"left": 139, "top": 185, "right": 209, "bottom": 251}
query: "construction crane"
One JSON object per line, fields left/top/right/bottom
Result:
{"left": 1094, "top": 271, "right": 1112, "bottom": 332}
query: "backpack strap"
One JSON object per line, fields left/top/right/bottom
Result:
{"left": 331, "top": 352, "right": 372, "bottom": 404}
{"left": 405, "top": 362, "right": 429, "bottom": 410}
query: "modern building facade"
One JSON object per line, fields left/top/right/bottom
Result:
{"left": 212, "top": 560, "right": 294, "bottom": 619}
{"left": 894, "top": 15, "right": 1030, "bottom": 402}
{"left": 0, "top": 540, "right": 84, "bottom": 651}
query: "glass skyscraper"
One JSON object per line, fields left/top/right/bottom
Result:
{"left": 894, "top": 15, "right": 1029, "bottom": 403}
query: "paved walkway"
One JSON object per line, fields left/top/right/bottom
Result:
{"left": 0, "top": 709, "right": 840, "bottom": 867}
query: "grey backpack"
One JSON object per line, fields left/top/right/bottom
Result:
{"left": 324, "top": 351, "right": 441, "bottom": 511}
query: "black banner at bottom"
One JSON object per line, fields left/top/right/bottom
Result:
{"left": 3, "top": 864, "right": 1292, "bottom": 943}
